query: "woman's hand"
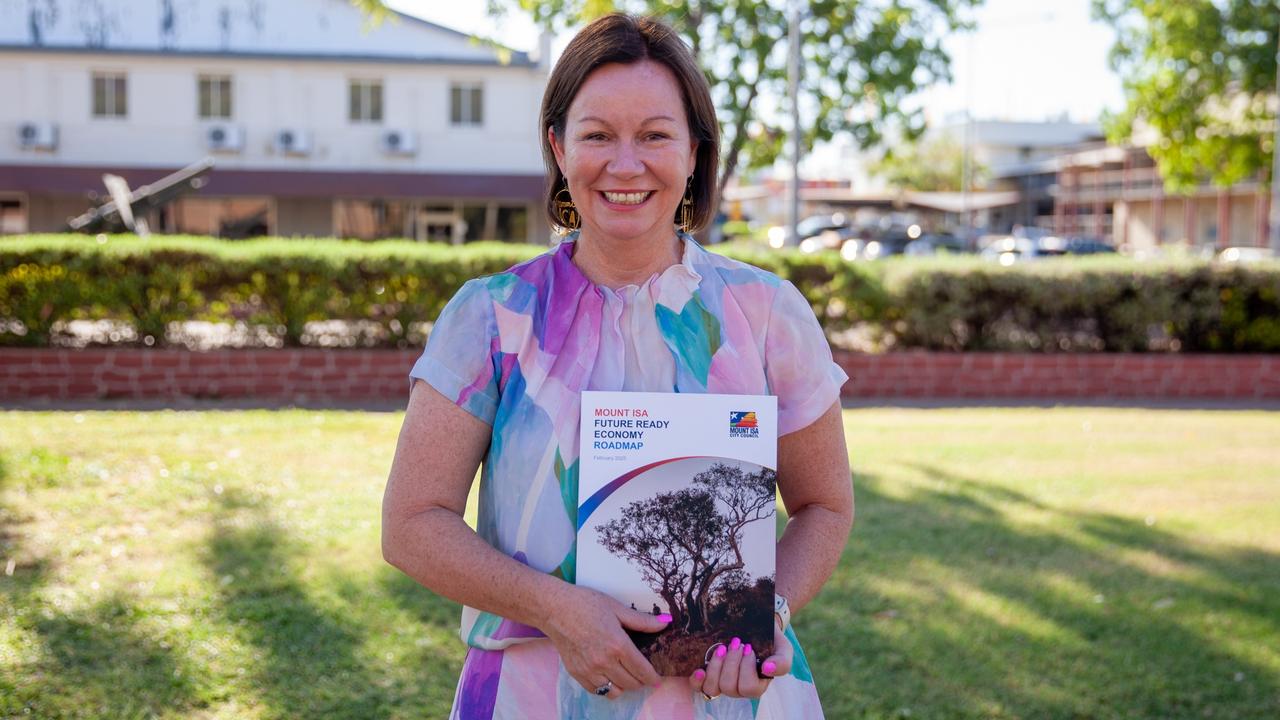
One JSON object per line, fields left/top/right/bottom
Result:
{"left": 689, "top": 621, "right": 793, "bottom": 700}
{"left": 541, "top": 585, "right": 671, "bottom": 699}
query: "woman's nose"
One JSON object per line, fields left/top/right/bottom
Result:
{"left": 606, "top": 142, "right": 644, "bottom": 177}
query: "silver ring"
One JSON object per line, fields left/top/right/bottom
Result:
{"left": 594, "top": 680, "right": 613, "bottom": 696}
{"left": 701, "top": 691, "right": 720, "bottom": 701}
{"left": 704, "top": 643, "right": 726, "bottom": 665}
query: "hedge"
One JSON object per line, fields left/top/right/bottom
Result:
{"left": 2, "top": 234, "right": 1278, "bottom": 352}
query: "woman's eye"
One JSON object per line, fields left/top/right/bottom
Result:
{"left": 584, "top": 133, "right": 608, "bottom": 141}
{"left": 647, "top": 133, "right": 669, "bottom": 141}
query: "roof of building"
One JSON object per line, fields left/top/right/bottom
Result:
{"left": 939, "top": 119, "right": 1106, "bottom": 148}
{"left": 799, "top": 187, "right": 1022, "bottom": 212}
{"left": 0, "top": 0, "right": 534, "bottom": 67}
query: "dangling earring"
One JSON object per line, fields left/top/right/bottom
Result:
{"left": 677, "top": 177, "right": 694, "bottom": 233}
{"left": 554, "top": 185, "right": 580, "bottom": 231}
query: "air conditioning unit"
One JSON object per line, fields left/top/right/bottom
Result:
{"left": 205, "top": 124, "right": 244, "bottom": 152}
{"left": 18, "top": 122, "right": 58, "bottom": 151}
{"left": 381, "top": 128, "right": 417, "bottom": 156}
{"left": 274, "top": 128, "right": 312, "bottom": 156}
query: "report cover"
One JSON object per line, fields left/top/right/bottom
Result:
{"left": 577, "top": 391, "right": 777, "bottom": 677}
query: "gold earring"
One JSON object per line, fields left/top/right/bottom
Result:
{"left": 677, "top": 178, "right": 694, "bottom": 233}
{"left": 554, "top": 186, "right": 580, "bottom": 231}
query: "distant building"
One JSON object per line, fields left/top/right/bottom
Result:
{"left": 943, "top": 120, "right": 1269, "bottom": 251}
{"left": 0, "top": 0, "right": 549, "bottom": 241}
{"left": 998, "top": 144, "right": 1270, "bottom": 253}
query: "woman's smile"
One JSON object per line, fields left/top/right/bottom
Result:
{"left": 549, "top": 59, "right": 697, "bottom": 249}
{"left": 600, "top": 190, "right": 654, "bottom": 207}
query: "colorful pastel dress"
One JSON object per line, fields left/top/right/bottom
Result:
{"left": 409, "top": 232, "right": 848, "bottom": 720}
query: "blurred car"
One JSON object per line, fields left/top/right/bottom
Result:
{"left": 773, "top": 212, "right": 852, "bottom": 250}
{"left": 796, "top": 213, "right": 850, "bottom": 239}
{"left": 856, "top": 226, "right": 914, "bottom": 259}
{"left": 904, "top": 233, "right": 968, "bottom": 256}
{"left": 1062, "top": 237, "right": 1118, "bottom": 255}
{"left": 1217, "top": 246, "right": 1276, "bottom": 263}
{"left": 980, "top": 235, "right": 1052, "bottom": 265}
{"left": 981, "top": 235, "right": 1117, "bottom": 265}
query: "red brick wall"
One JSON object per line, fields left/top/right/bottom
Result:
{"left": 834, "top": 352, "right": 1280, "bottom": 399}
{"left": 0, "top": 349, "right": 418, "bottom": 403}
{"left": 1, "top": 349, "right": 1277, "bottom": 403}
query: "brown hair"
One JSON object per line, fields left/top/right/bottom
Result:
{"left": 539, "top": 14, "right": 720, "bottom": 233}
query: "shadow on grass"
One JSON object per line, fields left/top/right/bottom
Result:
{"left": 0, "top": 452, "right": 203, "bottom": 719}
{"left": 380, "top": 570, "right": 466, "bottom": 632}
{"left": 201, "top": 489, "right": 459, "bottom": 718}
{"left": 805, "top": 463, "right": 1280, "bottom": 720}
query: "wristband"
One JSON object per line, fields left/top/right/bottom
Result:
{"left": 774, "top": 593, "right": 791, "bottom": 632}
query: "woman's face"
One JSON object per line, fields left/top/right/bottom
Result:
{"left": 550, "top": 60, "right": 698, "bottom": 246}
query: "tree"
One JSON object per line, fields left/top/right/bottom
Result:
{"left": 869, "top": 134, "right": 988, "bottom": 191}
{"left": 492, "top": 0, "right": 978, "bottom": 196}
{"left": 687, "top": 463, "right": 774, "bottom": 628}
{"left": 594, "top": 463, "right": 775, "bottom": 633}
{"left": 1093, "top": 0, "right": 1278, "bottom": 192}
{"left": 596, "top": 486, "right": 727, "bottom": 631}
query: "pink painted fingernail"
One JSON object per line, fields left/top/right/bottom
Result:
{"left": 762, "top": 661, "right": 777, "bottom": 676}
{"left": 743, "top": 643, "right": 752, "bottom": 656}
{"left": 729, "top": 637, "right": 741, "bottom": 651}
{"left": 715, "top": 645, "right": 727, "bottom": 658}
{"left": 694, "top": 669, "right": 706, "bottom": 680}
{"left": 657, "top": 613, "right": 672, "bottom": 623}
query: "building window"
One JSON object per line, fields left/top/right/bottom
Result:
{"left": 450, "top": 83, "right": 483, "bottom": 126}
{"left": 0, "top": 197, "right": 27, "bottom": 234}
{"left": 199, "top": 75, "right": 233, "bottom": 119}
{"left": 349, "top": 80, "right": 383, "bottom": 123}
{"left": 92, "top": 73, "right": 127, "bottom": 118}
{"left": 496, "top": 205, "right": 529, "bottom": 242}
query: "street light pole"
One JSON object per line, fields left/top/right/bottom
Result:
{"left": 1270, "top": 26, "right": 1280, "bottom": 253}
{"left": 786, "top": 0, "right": 802, "bottom": 246}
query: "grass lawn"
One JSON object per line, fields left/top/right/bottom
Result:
{"left": 1, "top": 407, "right": 1278, "bottom": 719}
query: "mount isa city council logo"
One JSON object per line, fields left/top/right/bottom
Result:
{"left": 729, "top": 411, "right": 759, "bottom": 439}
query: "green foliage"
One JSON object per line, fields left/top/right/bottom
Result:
{"left": 3, "top": 235, "right": 1280, "bottom": 352}
{"left": 880, "top": 255, "right": 1280, "bottom": 352}
{"left": 0, "top": 260, "right": 84, "bottom": 346}
{"left": 870, "top": 134, "right": 989, "bottom": 192}
{"left": 1093, "top": 0, "right": 1278, "bottom": 192}
{"left": 482, "top": 0, "right": 979, "bottom": 192}
{"left": 0, "top": 236, "right": 541, "bottom": 348}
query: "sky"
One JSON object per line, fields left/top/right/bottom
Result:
{"left": 389, "top": 0, "right": 1127, "bottom": 125}
{"left": 389, "top": 0, "right": 1129, "bottom": 182}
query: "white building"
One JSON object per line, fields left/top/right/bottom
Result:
{"left": 936, "top": 119, "right": 1105, "bottom": 178}
{"left": 0, "top": 0, "right": 550, "bottom": 241}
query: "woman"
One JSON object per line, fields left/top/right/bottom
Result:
{"left": 382, "top": 14, "right": 853, "bottom": 720}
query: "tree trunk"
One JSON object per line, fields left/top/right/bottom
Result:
{"left": 716, "top": 81, "right": 761, "bottom": 203}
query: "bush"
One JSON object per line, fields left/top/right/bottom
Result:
{"left": 0, "top": 235, "right": 539, "bottom": 348}
{"left": 2, "top": 234, "right": 1279, "bottom": 352}
{"left": 878, "top": 256, "right": 1280, "bottom": 352}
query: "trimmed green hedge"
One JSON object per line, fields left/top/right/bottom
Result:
{"left": 877, "top": 256, "right": 1280, "bottom": 352}
{"left": 2, "top": 234, "right": 1278, "bottom": 352}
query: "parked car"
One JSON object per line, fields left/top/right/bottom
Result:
{"left": 796, "top": 213, "right": 851, "bottom": 239}
{"left": 1217, "top": 246, "right": 1276, "bottom": 263}
{"left": 981, "top": 235, "right": 1118, "bottom": 264}
{"left": 904, "top": 233, "right": 968, "bottom": 256}
{"left": 980, "top": 235, "right": 1053, "bottom": 264}
{"left": 1062, "top": 237, "right": 1118, "bottom": 255}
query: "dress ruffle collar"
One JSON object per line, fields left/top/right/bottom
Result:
{"left": 552, "top": 230, "right": 704, "bottom": 295}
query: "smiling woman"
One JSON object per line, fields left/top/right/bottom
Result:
{"left": 548, "top": 60, "right": 696, "bottom": 285}
{"left": 381, "top": 13, "right": 853, "bottom": 720}
{"left": 539, "top": 17, "right": 719, "bottom": 289}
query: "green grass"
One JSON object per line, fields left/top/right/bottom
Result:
{"left": 1, "top": 408, "right": 1278, "bottom": 719}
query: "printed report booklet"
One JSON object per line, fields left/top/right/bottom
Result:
{"left": 576, "top": 391, "right": 778, "bottom": 677}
